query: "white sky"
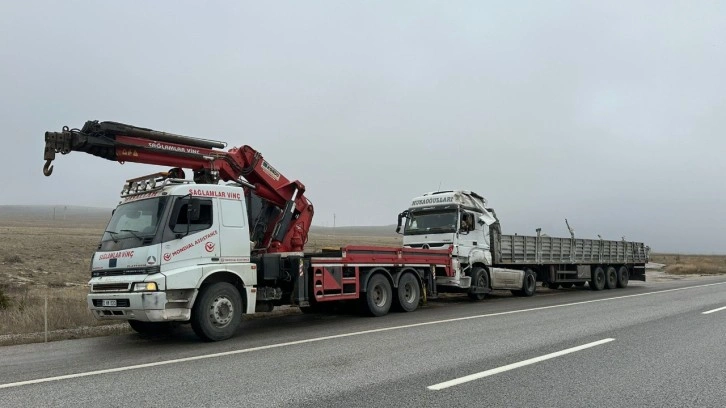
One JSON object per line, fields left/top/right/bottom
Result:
{"left": 1, "top": 1, "right": 725, "bottom": 253}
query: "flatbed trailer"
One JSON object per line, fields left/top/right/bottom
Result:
{"left": 492, "top": 230, "right": 648, "bottom": 289}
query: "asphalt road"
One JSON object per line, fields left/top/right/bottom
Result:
{"left": 2, "top": 275, "right": 726, "bottom": 407}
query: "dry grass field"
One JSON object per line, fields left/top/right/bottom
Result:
{"left": 1, "top": 205, "right": 724, "bottom": 345}
{"left": 648, "top": 253, "right": 726, "bottom": 275}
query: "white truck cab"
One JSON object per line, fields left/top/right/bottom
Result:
{"left": 397, "top": 190, "right": 530, "bottom": 297}
{"left": 87, "top": 173, "right": 258, "bottom": 340}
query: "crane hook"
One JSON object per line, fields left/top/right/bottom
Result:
{"left": 43, "top": 160, "right": 54, "bottom": 176}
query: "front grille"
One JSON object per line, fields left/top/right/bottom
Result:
{"left": 93, "top": 299, "right": 130, "bottom": 307}
{"left": 92, "top": 266, "right": 160, "bottom": 277}
{"left": 91, "top": 283, "right": 130, "bottom": 292}
{"left": 406, "top": 243, "right": 450, "bottom": 249}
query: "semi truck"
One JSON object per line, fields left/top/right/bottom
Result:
{"left": 42, "top": 120, "right": 649, "bottom": 342}
{"left": 397, "top": 190, "right": 649, "bottom": 298}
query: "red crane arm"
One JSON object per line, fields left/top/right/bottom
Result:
{"left": 43, "top": 120, "right": 314, "bottom": 253}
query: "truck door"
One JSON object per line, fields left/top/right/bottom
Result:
{"left": 160, "top": 197, "right": 221, "bottom": 289}
{"left": 457, "top": 211, "right": 490, "bottom": 264}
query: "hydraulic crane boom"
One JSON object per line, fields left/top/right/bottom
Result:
{"left": 43, "top": 120, "right": 314, "bottom": 253}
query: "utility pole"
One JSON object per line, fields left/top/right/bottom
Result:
{"left": 333, "top": 213, "right": 336, "bottom": 229}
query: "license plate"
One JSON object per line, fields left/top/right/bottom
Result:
{"left": 102, "top": 299, "right": 117, "bottom": 307}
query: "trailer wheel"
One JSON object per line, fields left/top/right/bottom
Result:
{"left": 191, "top": 282, "right": 242, "bottom": 341}
{"left": 604, "top": 266, "right": 618, "bottom": 289}
{"left": 395, "top": 273, "right": 421, "bottom": 312}
{"left": 362, "top": 274, "right": 393, "bottom": 317}
{"left": 590, "top": 266, "right": 606, "bottom": 291}
{"left": 616, "top": 266, "right": 629, "bottom": 288}
{"left": 512, "top": 268, "right": 536, "bottom": 297}
{"left": 467, "top": 267, "right": 489, "bottom": 301}
{"left": 127, "top": 320, "right": 176, "bottom": 336}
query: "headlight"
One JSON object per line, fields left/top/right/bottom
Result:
{"left": 133, "top": 282, "right": 158, "bottom": 291}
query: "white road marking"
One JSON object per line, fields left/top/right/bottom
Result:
{"left": 1, "top": 280, "right": 725, "bottom": 390}
{"left": 427, "top": 338, "right": 615, "bottom": 391}
{"left": 702, "top": 305, "right": 726, "bottom": 315}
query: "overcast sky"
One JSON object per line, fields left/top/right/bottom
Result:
{"left": 1, "top": 1, "right": 725, "bottom": 253}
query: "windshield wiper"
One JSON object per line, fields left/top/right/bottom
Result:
{"left": 105, "top": 230, "right": 119, "bottom": 243}
{"left": 120, "top": 229, "right": 144, "bottom": 240}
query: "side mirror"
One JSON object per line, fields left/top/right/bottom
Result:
{"left": 395, "top": 211, "right": 408, "bottom": 234}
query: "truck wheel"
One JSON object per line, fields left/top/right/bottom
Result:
{"left": 467, "top": 267, "right": 489, "bottom": 301}
{"left": 616, "top": 266, "right": 629, "bottom": 288}
{"left": 362, "top": 274, "right": 393, "bottom": 317}
{"left": 395, "top": 273, "right": 421, "bottom": 312}
{"left": 127, "top": 320, "right": 176, "bottom": 335}
{"left": 512, "top": 268, "right": 536, "bottom": 297}
{"left": 590, "top": 266, "right": 606, "bottom": 291}
{"left": 604, "top": 266, "right": 618, "bottom": 289}
{"left": 191, "top": 282, "right": 242, "bottom": 341}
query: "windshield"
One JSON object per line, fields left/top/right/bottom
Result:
{"left": 404, "top": 210, "right": 458, "bottom": 235}
{"left": 102, "top": 197, "right": 169, "bottom": 244}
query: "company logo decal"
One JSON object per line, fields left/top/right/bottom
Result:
{"left": 262, "top": 160, "right": 281, "bottom": 181}
{"left": 188, "top": 188, "right": 241, "bottom": 200}
{"left": 411, "top": 196, "right": 454, "bottom": 206}
{"left": 99, "top": 250, "right": 135, "bottom": 260}
{"left": 147, "top": 256, "right": 157, "bottom": 265}
{"left": 163, "top": 230, "right": 218, "bottom": 260}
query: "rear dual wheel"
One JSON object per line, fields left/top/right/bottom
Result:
{"left": 362, "top": 273, "right": 393, "bottom": 317}
{"left": 617, "top": 266, "right": 629, "bottom": 288}
{"left": 590, "top": 266, "right": 606, "bottom": 291}
{"left": 395, "top": 272, "right": 421, "bottom": 312}
{"left": 604, "top": 266, "right": 618, "bottom": 289}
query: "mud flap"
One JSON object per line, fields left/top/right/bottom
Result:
{"left": 631, "top": 265, "right": 646, "bottom": 282}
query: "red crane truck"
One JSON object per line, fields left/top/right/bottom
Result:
{"left": 42, "top": 121, "right": 458, "bottom": 341}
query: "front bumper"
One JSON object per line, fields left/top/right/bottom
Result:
{"left": 87, "top": 291, "right": 191, "bottom": 322}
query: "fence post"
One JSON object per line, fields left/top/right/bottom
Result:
{"left": 44, "top": 295, "right": 48, "bottom": 343}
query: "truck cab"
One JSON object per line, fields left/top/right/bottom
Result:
{"left": 397, "top": 190, "right": 532, "bottom": 298}
{"left": 87, "top": 173, "right": 259, "bottom": 340}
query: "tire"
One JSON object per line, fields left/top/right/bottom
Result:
{"left": 395, "top": 273, "right": 421, "bottom": 312}
{"left": 467, "top": 267, "right": 489, "bottom": 301}
{"left": 590, "top": 266, "right": 606, "bottom": 291}
{"left": 616, "top": 266, "right": 629, "bottom": 288}
{"left": 512, "top": 268, "right": 536, "bottom": 297}
{"left": 191, "top": 282, "right": 243, "bottom": 341}
{"left": 362, "top": 273, "right": 393, "bottom": 317}
{"left": 127, "top": 320, "right": 176, "bottom": 335}
{"left": 604, "top": 266, "right": 618, "bottom": 289}
{"left": 561, "top": 283, "right": 574, "bottom": 289}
